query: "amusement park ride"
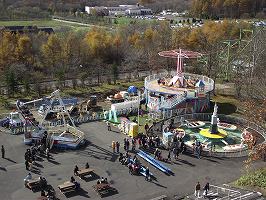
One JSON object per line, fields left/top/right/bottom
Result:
{"left": 145, "top": 48, "right": 214, "bottom": 119}
{"left": 1, "top": 90, "right": 85, "bottom": 149}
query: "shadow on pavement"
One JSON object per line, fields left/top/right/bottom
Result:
{"left": 47, "top": 159, "right": 60, "bottom": 165}
{"left": 4, "top": 157, "right": 17, "bottom": 163}
{"left": 64, "top": 188, "right": 90, "bottom": 198}
{"left": 0, "top": 166, "right": 7, "bottom": 171}
{"left": 177, "top": 159, "right": 196, "bottom": 167}
{"left": 76, "top": 143, "right": 119, "bottom": 162}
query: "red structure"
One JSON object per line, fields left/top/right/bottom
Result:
{"left": 158, "top": 49, "right": 203, "bottom": 86}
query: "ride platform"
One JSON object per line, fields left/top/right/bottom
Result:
{"left": 199, "top": 128, "right": 228, "bottom": 139}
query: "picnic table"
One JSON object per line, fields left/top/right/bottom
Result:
{"left": 58, "top": 181, "right": 76, "bottom": 194}
{"left": 93, "top": 183, "right": 117, "bottom": 197}
{"left": 27, "top": 178, "right": 42, "bottom": 191}
{"left": 77, "top": 168, "right": 94, "bottom": 178}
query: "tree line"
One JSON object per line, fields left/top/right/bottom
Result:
{"left": 0, "top": 21, "right": 265, "bottom": 100}
{"left": 191, "top": 0, "right": 266, "bottom": 19}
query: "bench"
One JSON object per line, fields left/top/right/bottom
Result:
{"left": 27, "top": 178, "right": 41, "bottom": 191}
{"left": 77, "top": 168, "right": 94, "bottom": 178}
{"left": 150, "top": 195, "right": 168, "bottom": 200}
{"left": 93, "top": 183, "right": 117, "bottom": 197}
{"left": 58, "top": 181, "right": 76, "bottom": 194}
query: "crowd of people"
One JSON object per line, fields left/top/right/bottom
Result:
{"left": 24, "top": 134, "right": 51, "bottom": 171}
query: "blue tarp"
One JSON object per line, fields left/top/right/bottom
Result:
{"left": 128, "top": 86, "right": 138, "bottom": 94}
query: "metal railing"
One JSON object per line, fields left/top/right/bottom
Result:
{"left": 144, "top": 71, "right": 215, "bottom": 93}
{"left": 209, "top": 184, "right": 242, "bottom": 200}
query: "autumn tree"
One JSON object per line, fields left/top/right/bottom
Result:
{"left": 41, "top": 34, "right": 63, "bottom": 76}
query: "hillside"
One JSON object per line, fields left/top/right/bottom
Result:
{"left": 1, "top": 0, "right": 192, "bottom": 14}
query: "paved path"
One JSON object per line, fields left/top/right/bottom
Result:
{"left": 0, "top": 121, "right": 264, "bottom": 200}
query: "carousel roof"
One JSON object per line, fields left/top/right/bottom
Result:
{"left": 158, "top": 49, "right": 203, "bottom": 59}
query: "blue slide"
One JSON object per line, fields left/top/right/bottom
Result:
{"left": 137, "top": 150, "right": 172, "bottom": 174}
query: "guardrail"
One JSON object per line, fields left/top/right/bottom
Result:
{"left": 148, "top": 112, "right": 266, "bottom": 158}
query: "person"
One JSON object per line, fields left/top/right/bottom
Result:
{"left": 116, "top": 141, "right": 120, "bottom": 153}
{"left": 180, "top": 140, "right": 185, "bottom": 154}
{"left": 104, "top": 178, "right": 108, "bottom": 183}
{"left": 132, "top": 139, "right": 136, "bottom": 151}
{"left": 45, "top": 148, "right": 50, "bottom": 159}
{"left": 47, "top": 188, "right": 56, "bottom": 199}
{"left": 24, "top": 173, "right": 32, "bottom": 187}
{"left": 85, "top": 162, "right": 90, "bottom": 169}
{"left": 70, "top": 176, "right": 75, "bottom": 183}
{"left": 74, "top": 165, "right": 79, "bottom": 176}
{"left": 144, "top": 123, "right": 149, "bottom": 134}
{"left": 126, "top": 139, "right": 130, "bottom": 151}
{"left": 154, "top": 148, "right": 159, "bottom": 159}
{"left": 25, "top": 160, "right": 29, "bottom": 170}
{"left": 128, "top": 163, "right": 133, "bottom": 175}
{"left": 203, "top": 182, "right": 210, "bottom": 198}
{"left": 1, "top": 145, "right": 5, "bottom": 158}
{"left": 39, "top": 176, "right": 47, "bottom": 189}
{"left": 97, "top": 180, "right": 100, "bottom": 184}
{"left": 138, "top": 137, "right": 142, "bottom": 148}
{"left": 41, "top": 190, "right": 46, "bottom": 197}
{"left": 100, "top": 177, "right": 105, "bottom": 183}
{"left": 119, "top": 153, "right": 124, "bottom": 163}
{"left": 112, "top": 141, "right": 116, "bottom": 153}
{"left": 195, "top": 182, "right": 201, "bottom": 198}
{"left": 107, "top": 121, "right": 111, "bottom": 131}
{"left": 145, "top": 167, "right": 150, "bottom": 181}
{"left": 157, "top": 151, "right": 162, "bottom": 160}
{"left": 167, "top": 150, "right": 171, "bottom": 161}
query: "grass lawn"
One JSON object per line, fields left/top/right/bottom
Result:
{"left": 0, "top": 20, "right": 91, "bottom": 32}
{"left": 62, "top": 80, "right": 144, "bottom": 97}
{"left": 233, "top": 167, "right": 266, "bottom": 196}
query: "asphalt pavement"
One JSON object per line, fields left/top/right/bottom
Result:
{"left": 0, "top": 121, "right": 263, "bottom": 200}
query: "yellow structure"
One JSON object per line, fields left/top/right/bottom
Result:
{"left": 119, "top": 118, "right": 139, "bottom": 138}
{"left": 199, "top": 128, "right": 227, "bottom": 139}
{"left": 128, "top": 122, "right": 138, "bottom": 138}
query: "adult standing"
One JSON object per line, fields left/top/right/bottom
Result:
{"left": 203, "top": 182, "right": 210, "bottom": 197}
{"left": 1, "top": 145, "right": 5, "bottom": 158}
{"left": 144, "top": 123, "right": 149, "bottom": 135}
{"left": 195, "top": 182, "right": 201, "bottom": 198}
{"left": 145, "top": 167, "right": 150, "bottom": 181}
{"left": 112, "top": 141, "right": 116, "bottom": 153}
{"left": 116, "top": 141, "right": 120, "bottom": 153}
{"left": 107, "top": 121, "right": 111, "bottom": 131}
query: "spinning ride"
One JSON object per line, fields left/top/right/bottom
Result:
{"left": 145, "top": 48, "right": 214, "bottom": 118}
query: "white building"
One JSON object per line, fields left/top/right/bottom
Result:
{"left": 85, "top": 5, "right": 152, "bottom": 16}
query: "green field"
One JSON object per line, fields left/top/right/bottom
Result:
{"left": 0, "top": 20, "right": 92, "bottom": 32}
